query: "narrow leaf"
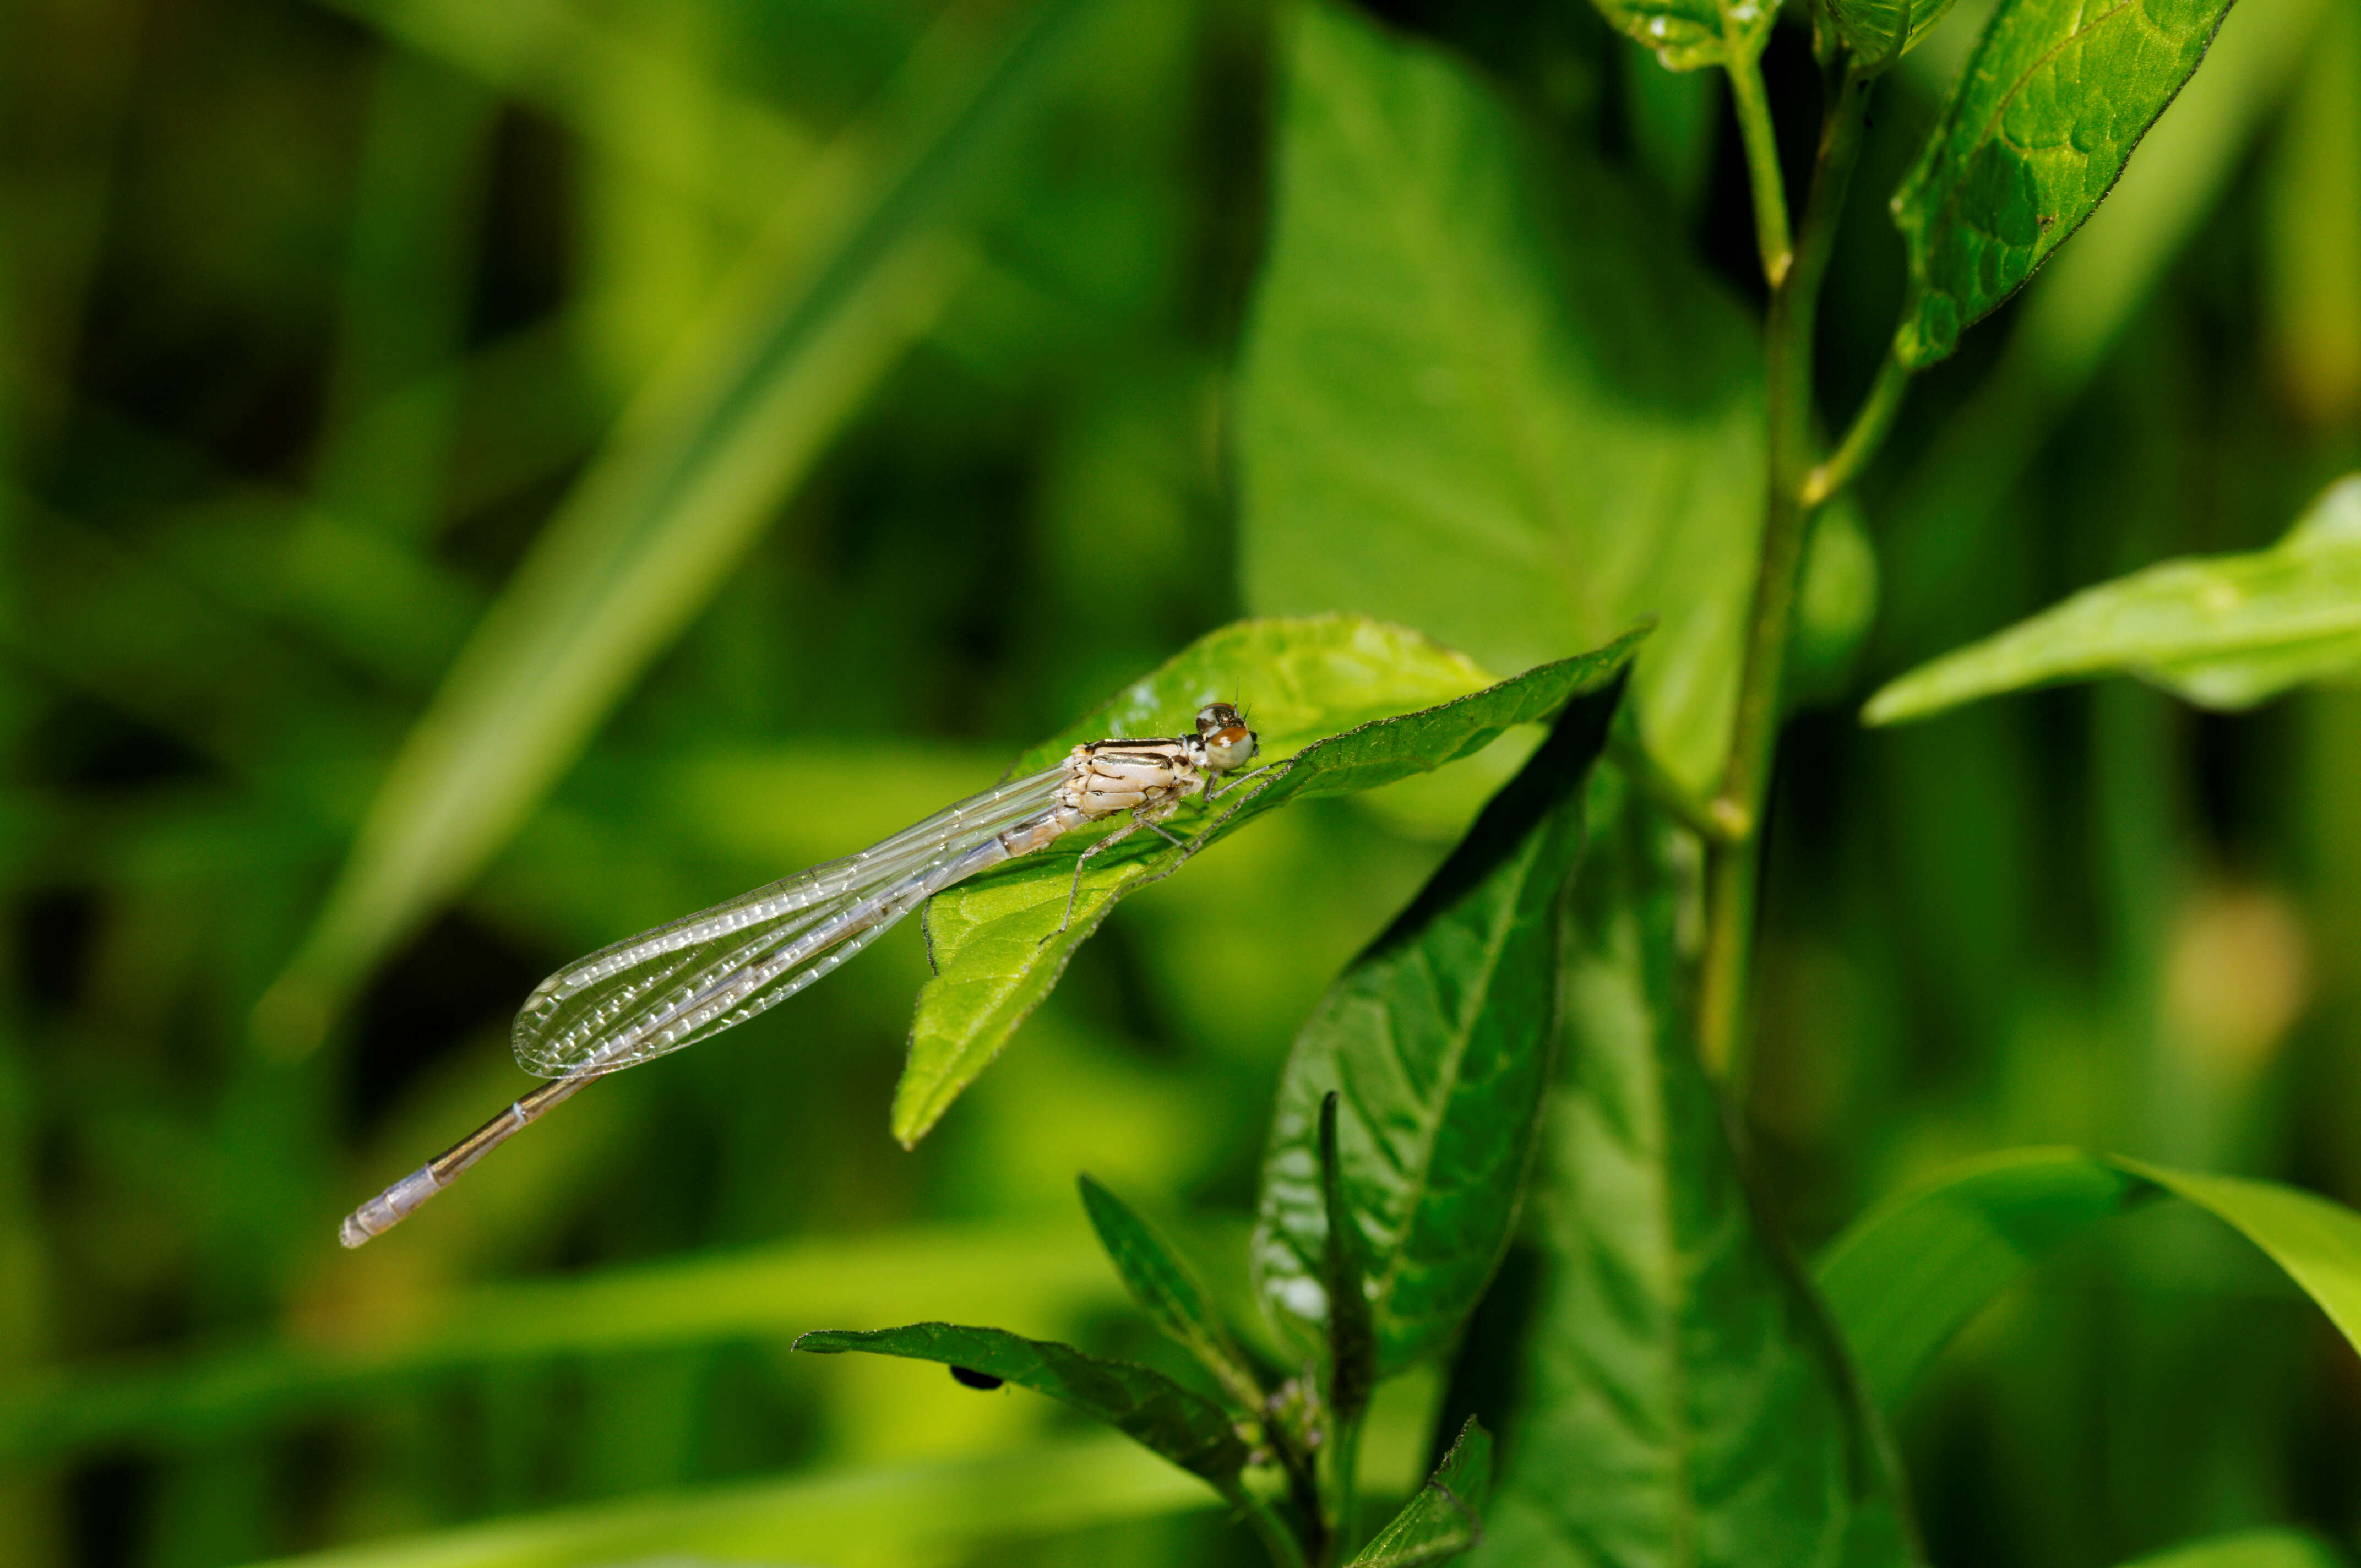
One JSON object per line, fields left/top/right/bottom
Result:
{"left": 1865, "top": 475, "right": 2361, "bottom": 725}
{"left": 1237, "top": 0, "right": 1764, "bottom": 801}
{"left": 1348, "top": 1417, "right": 1494, "bottom": 1567}
{"left": 1591, "top": 0, "right": 1776, "bottom": 70}
{"left": 1891, "top": 0, "right": 2240, "bottom": 367}
{"left": 1078, "top": 1174, "right": 1265, "bottom": 1414}
{"left": 1814, "top": 1147, "right": 2361, "bottom": 1411}
{"left": 793, "top": 1322, "right": 1250, "bottom": 1483}
{"left": 1473, "top": 767, "right": 1917, "bottom": 1568}
{"left": 1252, "top": 685, "right": 1617, "bottom": 1375}
{"left": 893, "top": 617, "right": 1641, "bottom": 1146}
{"left": 255, "top": 0, "right": 1105, "bottom": 1056}
{"left": 1318, "top": 1092, "right": 1378, "bottom": 1426}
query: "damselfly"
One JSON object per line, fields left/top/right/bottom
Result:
{"left": 339, "top": 704, "right": 1264, "bottom": 1247}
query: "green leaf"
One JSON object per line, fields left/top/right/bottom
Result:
{"left": 1236, "top": 0, "right": 1764, "bottom": 802}
{"left": 1078, "top": 1174, "right": 1265, "bottom": 1415}
{"left": 893, "top": 617, "right": 1642, "bottom": 1146}
{"left": 1316, "top": 1092, "right": 1379, "bottom": 1427}
{"left": 1473, "top": 767, "right": 1918, "bottom": 1568}
{"left": 1252, "top": 687, "right": 1616, "bottom": 1376}
{"left": 1591, "top": 0, "right": 1776, "bottom": 69}
{"left": 1814, "top": 1147, "right": 2361, "bottom": 1411}
{"left": 1347, "top": 1416, "right": 1494, "bottom": 1567}
{"left": 1813, "top": 1147, "right": 2152, "bottom": 1411}
{"left": 2113, "top": 1529, "right": 2348, "bottom": 1568}
{"left": 1823, "top": 0, "right": 1963, "bottom": 73}
{"left": 1865, "top": 475, "right": 2361, "bottom": 725}
{"left": 793, "top": 1322, "right": 1250, "bottom": 1483}
{"left": 1891, "top": 0, "right": 2241, "bottom": 368}
{"left": 253, "top": 0, "right": 1108, "bottom": 1057}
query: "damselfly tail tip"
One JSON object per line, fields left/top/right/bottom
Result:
{"left": 338, "top": 1212, "right": 376, "bottom": 1249}
{"left": 337, "top": 1163, "right": 442, "bottom": 1249}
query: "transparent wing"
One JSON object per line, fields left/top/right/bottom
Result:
{"left": 513, "top": 764, "right": 1070, "bottom": 1079}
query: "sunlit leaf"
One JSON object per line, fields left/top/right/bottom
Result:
{"left": 1891, "top": 0, "right": 2240, "bottom": 368}
{"left": 794, "top": 1322, "right": 1251, "bottom": 1483}
{"left": 255, "top": 0, "right": 1110, "bottom": 1058}
{"left": 1253, "top": 687, "right": 1615, "bottom": 1375}
{"left": 1236, "top": 0, "right": 1763, "bottom": 802}
{"left": 1472, "top": 767, "right": 1918, "bottom": 1568}
{"left": 893, "top": 617, "right": 1642, "bottom": 1147}
{"left": 1865, "top": 476, "right": 2361, "bottom": 725}
{"left": 1079, "top": 1173, "right": 1265, "bottom": 1414}
{"left": 1815, "top": 1147, "right": 2361, "bottom": 1410}
{"left": 1347, "top": 1416, "right": 1493, "bottom": 1567}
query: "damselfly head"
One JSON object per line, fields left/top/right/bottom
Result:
{"left": 1194, "top": 702, "right": 1258, "bottom": 771}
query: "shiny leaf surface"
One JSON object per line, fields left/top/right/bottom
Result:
{"left": 1252, "top": 687, "right": 1615, "bottom": 1375}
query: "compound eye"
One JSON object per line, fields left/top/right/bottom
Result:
{"left": 1196, "top": 701, "right": 1244, "bottom": 738}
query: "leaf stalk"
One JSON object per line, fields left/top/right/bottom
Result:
{"left": 1724, "top": 56, "right": 1795, "bottom": 288}
{"left": 1804, "top": 346, "right": 1912, "bottom": 507}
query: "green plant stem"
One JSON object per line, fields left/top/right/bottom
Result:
{"left": 1325, "top": 1411, "right": 1366, "bottom": 1567}
{"left": 1700, "top": 64, "right": 1874, "bottom": 1079}
{"left": 1804, "top": 347, "right": 1912, "bottom": 506}
{"left": 1223, "top": 1479, "right": 1312, "bottom": 1568}
{"left": 1724, "top": 56, "right": 1794, "bottom": 288}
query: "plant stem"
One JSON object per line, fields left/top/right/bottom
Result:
{"left": 1223, "top": 1478, "right": 1313, "bottom": 1568}
{"left": 1325, "top": 1411, "right": 1366, "bottom": 1567}
{"left": 1804, "top": 346, "right": 1912, "bottom": 507}
{"left": 1699, "top": 64, "right": 1874, "bottom": 1080}
{"left": 1724, "top": 56, "right": 1793, "bottom": 288}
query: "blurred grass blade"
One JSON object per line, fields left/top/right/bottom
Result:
{"left": 257, "top": 0, "right": 1107, "bottom": 1058}
{"left": 1078, "top": 1174, "right": 1264, "bottom": 1414}
{"left": 0, "top": 1219, "right": 1118, "bottom": 1462}
{"left": 238, "top": 1432, "right": 1214, "bottom": 1568}
{"left": 1890, "top": 0, "right": 2240, "bottom": 368}
{"left": 795, "top": 1322, "right": 1250, "bottom": 1484}
{"left": 1813, "top": 1148, "right": 2153, "bottom": 1409}
{"left": 895, "top": 617, "right": 1642, "bottom": 1147}
{"left": 1473, "top": 767, "right": 1916, "bottom": 1568}
{"left": 1253, "top": 684, "right": 1616, "bottom": 1375}
{"left": 318, "top": 0, "right": 813, "bottom": 226}
{"left": 1347, "top": 1417, "right": 1493, "bottom": 1567}
{"left": 2113, "top": 1530, "right": 2348, "bottom": 1568}
{"left": 1866, "top": 475, "right": 2361, "bottom": 725}
{"left": 2262, "top": 0, "right": 2361, "bottom": 428}
{"left": 1236, "top": 0, "right": 1763, "bottom": 801}
{"left": 1815, "top": 1148, "right": 2361, "bottom": 1411}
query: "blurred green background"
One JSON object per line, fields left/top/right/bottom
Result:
{"left": 1, "top": 0, "right": 2357, "bottom": 1564}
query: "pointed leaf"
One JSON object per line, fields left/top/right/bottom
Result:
{"left": 1079, "top": 1174, "right": 1265, "bottom": 1414}
{"left": 1348, "top": 1417, "right": 1494, "bottom": 1567}
{"left": 893, "top": 618, "right": 1642, "bottom": 1146}
{"left": 1891, "top": 0, "right": 2242, "bottom": 368}
{"left": 1865, "top": 476, "right": 2361, "bottom": 725}
{"left": 1253, "top": 686, "right": 1617, "bottom": 1375}
{"left": 1472, "top": 767, "right": 1918, "bottom": 1568}
{"left": 1237, "top": 0, "right": 1764, "bottom": 802}
{"left": 794, "top": 1322, "right": 1249, "bottom": 1483}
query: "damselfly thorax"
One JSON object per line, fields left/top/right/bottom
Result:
{"left": 339, "top": 703, "right": 1264, "bottom": 1248}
